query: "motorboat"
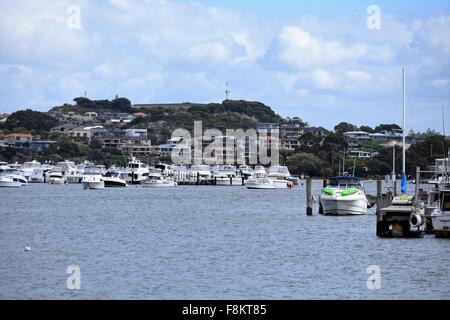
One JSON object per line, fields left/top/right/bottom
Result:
{"left": 125, "top": 157, "right": 150, "bottom": 184}
{"left": 103, "top": 170, "right": 128, "bottom": 187}
{"left": 268, "top": 166, "right": 294, "bottom": 189}
{"left": 0, "top": 169, "right": 28, "bottom": 186}
{"left": 238, "top": 165, "right": 252, "bottom": 178}
{"left": 189, "top": 165, "right": 212, "bottom": 180}
{"left": 246, "top": 172, "right": 276, "bottom": 189}
{"left": 0, "top": 175, "right": 22, "bottom": 187}
{"left": 57, "top": 160, "right": 83, "bottom": 183}
{"left": 320, "top": 176, "right": 368, "bottom": 215}
{"left": 20, "top": 160, "right": 42, "bottom": 180}
{"left": 47, "top": 167, "right": 66, "bottom": 185}
{"left": 82, "top": 166, "right": 105, "bottom": 189}
{"left": 143, "top": 169, "right": 177, "bottom": 188}
{"left": 428, "top": 187, "right": 450, "bottom": 238}
{"left": 213, "top": 165, "right": 242, "bottom": 186}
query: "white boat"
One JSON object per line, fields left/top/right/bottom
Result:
{"left": 246, "top": 172, "right": 276, "bottom": 189}
{"left": 125, "top": 157, "right": 150, "bottom": 184}
{"left": 47, "top": 167, "right": 66, "bottom": 185}
{"left": 57, "top": 160, "right": 83, "bottom": 183}
{"left": 103, "top": 171, "right": 128, "bottom": 187}
{"left": 0, "top": 175, "right": 22, "bottom": 187}
{"left": 21, "top": 160, "right": 42, "bottom": 181}
{"left": 189, "top": 165, "right": 212, "bottom": 180}
{"left": 143, "top": 170, "right": 177, "bottom": 188}
{"left": 430, "top": 188, "right": 450, "bottom": 238}
{"left": 0, "top": 169, "right": 28, "bottom": 186}
{"left": 268, "top": 166, "right": 294, "bottom": 189}
{"left": 320, "top": 176, "right": 368, "bottom": 215}
{"left": 82, "top": 166, "right": 105, "bottom": 189}
{"left": 213, "top": 165, "right": 242, "bottom": 186}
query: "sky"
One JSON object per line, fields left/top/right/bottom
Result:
{"left": 0, "top": 0, "right": 449, "bottom": 132}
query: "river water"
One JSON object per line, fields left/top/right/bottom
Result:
{"left": 0, "top": 181, "right": 448, "bottom": 299}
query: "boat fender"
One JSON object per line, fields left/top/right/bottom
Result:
{"left": 410, "top": 214, "right": 424, "bottom": 228}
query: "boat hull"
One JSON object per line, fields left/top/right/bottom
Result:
{"left": 103, "top": 178, "right": 127, "bottom": 188}
{"left": 215, "top": 178, "right": 243, "bottom": 186}
{"left": 142, "top": 182, "right": 177, "bottom": 188}
{"left": 0, "top": 179, "right": 21, "bottom": 187}
{"left": 82, "top": 181, "right": 105, "bottom": 189}
{"left": 321, "top": 196, "right": 368, "bottom": 215}
{"left": 432, "top": 213, "right": 450, "bottom": 238}
{"left": 48, "top": 178, "right": 65, "bottom": 185}
{"left": 246, "top": 182, "right": 276, "bottom": 189}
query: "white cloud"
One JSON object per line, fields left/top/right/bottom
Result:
{"left": 347, "top": 70, "right": 371, "bottom": 82}
{"left": 311, "top": 69, "right": 337, "bottom": 90}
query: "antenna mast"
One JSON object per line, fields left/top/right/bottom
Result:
{"left": 225, "top": 82, "right": 230, "bottom": 101}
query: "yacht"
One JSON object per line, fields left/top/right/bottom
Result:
{"left": 431, "top": 190, "right": 450, "bottom": 238}
{"left": 213, "top": 165, "right": 242, "bottom": 186}
{"left": 125, "top": 157, "right": 150, "bottom": 184}
{"left": 268, "top": 166, "right": 294, "bottom": 189}
{"left": 21, "top": 160, "right": 42, "bottom": 181}
{"left": 246, "top": 172, "right": 276, "bottom": 189}
{"left": 47, "top": 167, "right": 66, "bottom": 185}
{"left": 57, "top": 160, "right": 83, "bottom": 183}
{"left": 0, "top": 175, "right": 22, "bottom": 187}
{"left": 238, "top": 165, "right": 253, "bottom": 179}
{"left": 189, "top": 165, "right": 212, "bottom": 180}
{"left": 143, "top": 169, "right": 177, "bottom": 188}
{"left": 103, "top": 170, "right": 128, "bottom": 187}
{"left": 0, "top": 168, "right": 28, "bottom": 186}
{"left": 82, "top": 166, "right": 105, "bottom": 189}
{"left": 320, "top": 176, "right": 368, "bottom": 215}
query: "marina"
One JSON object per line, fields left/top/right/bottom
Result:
{"left": 0, "top": 180, "right": 448, "bottom": 299}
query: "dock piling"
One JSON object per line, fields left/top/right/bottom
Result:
{"left": 306, "top": 177, "right": 313, "bottom": 216}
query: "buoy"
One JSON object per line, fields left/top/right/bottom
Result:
{"left": 24, "top": 246, "right": 32, "bottom": 252}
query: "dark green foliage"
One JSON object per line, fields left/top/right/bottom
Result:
{"left": 5, "top": 109, "right": 59, "bottom": 132}
{"left": 334, "top": 122, "right": 358, "bottom": 134}
{"left": 52, "top": 97, "right": 133, "bottom": 114}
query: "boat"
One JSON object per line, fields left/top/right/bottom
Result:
{"left": 47, "top": 167, "right": 66, "bottom": 185}
{"left": 20, "top": 160, "right": 43, "bottom": 181}
{"left": 142, "top": 169, "right": 177, "bottom": 188}
{"left": 125, "top": 157, "right": 149, "bottom": 184}
{"left": 189, "top": 165, "right": 212, "bottom": 180}
{"left": 0, "top": 168, "right": 28, "bottom": 186}
{"left": 81, "top": 166, "right": 105, "bottom": 189}
{"left": 0, "top": 175, "right": 22, "bottom": 187}
{"left": 320, "top": 176, "right": 368, "bottom": 215}
{"left": 246, "top": 172, "right": 276, "bottom": 189}
{"left": 103, "top": 170, "right": 128, "bottom": 187}
{"left": 57, "top": 160, "right": 83, "bottom": 183}
{"left": 268, "top": 166, "right": 294, "bottom": 189}
{"left": 431, "top": 189, "right": 450, "bottom": 237}
{"left": 213, "top": 165, "right": 242, "bottom": 186}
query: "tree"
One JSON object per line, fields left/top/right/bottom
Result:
{"left": 334, "top": 122, "right": 358, "bottom": 134}
{"left": 5, "top": 109, "right": 59, "bottom": 132}
{"left": 287, "top": 153, "right": 324, "bottom": 177}
{"left": 360, "top": 125, "right": 374, "bottom": 133}
{"left": 89, "top": 137, "right": 104, "bottom": 150}
{"left": 374, "top": 123, "right": 402, "bottom": 133}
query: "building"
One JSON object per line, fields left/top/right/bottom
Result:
{"left": 0, "top": 133, "right": 33, "bottom": 148}
{"left": 125, "top": 129, "right": 147, "bottom": 139}
{"left": 280, "top": 120, "right": 305, "bottom": 150}
{"left": 343, "top": 131, "right": 371, "bottom": 149}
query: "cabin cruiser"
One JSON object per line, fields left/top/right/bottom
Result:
{"left": 125, "top": 157, "right": 149, "bottom": 184}
{"left": 0, "top": 168, "right": 28, "bottom": 186}
{"left": 57, "top": 160, "right": 83, "bottom": 183}
{"left": 81, "top": 166, "right": 105, "bottom": 189}
{"left": 47, "top": 167, "right": 66, "bottom": 185}
{"left": 320, "top": 176, "right": 368, "bottom": 215}
{"left": 103, "top": 170, "right": 128, "bottom": 187}
{"left": 0, "top": 175, "right": 22, "bottom": 187}
{"left": 189, "top": 165, "right": 212, "bottom": 180}
{"left": 155, "top": 163, "right": 174, "bottom": 177}
{"left": 143, "top": 169, "right": 177, "bottom": 188}
{"left": 238, "top": 165, "right": 252, "bottom": 179}
{"left": 213, "top": 165, "right": 242, "bottom": 186}
{"left": 246, "top": 172, "right": 276, "bottom": 189}
{"left": 21, "top": 160, "right": 43, "bottom": 180}
{"left": 427, "top": 185, "right": 450, "bottom": 238}
{"left": 268, "top": 166, "right": 294, "bottom": 189}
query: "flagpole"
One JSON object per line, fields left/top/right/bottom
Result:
{"left": 402, "top": 68, "right": 406, "bottom": 178}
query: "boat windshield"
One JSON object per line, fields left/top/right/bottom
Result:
{"left": 84, "top": 167, "right": 101, "bottom": 175}
{"left": 441, "top": 191, "right": 450, "bottom": 211}
{"left": 328, "top": 177, "right": 362, "bottom": 189}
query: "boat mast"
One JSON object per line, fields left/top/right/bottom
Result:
{"left": 402, "top": 68, "right": 406, "bottom": 180}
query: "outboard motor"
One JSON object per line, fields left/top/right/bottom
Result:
{"left": 410, "top": 214, "right": 424, "bottom": 228}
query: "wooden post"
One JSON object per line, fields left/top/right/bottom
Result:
{"left": 230, "top": 176, "right": 233, "bottom": 186}
{"left": 242, "top": 176, "right": 245, "bottom": 186}
{"left": 323, "top": 179, "right": 327, "bottom": 188}
{"left": 393, "top": 180, "right": 397, "bottom": 197}
{"left": 196, "top": 172, "right": 200, "bottom": 185}
{"left": 376, "top": 180, "right": 382, "bottom": 221}
{"left": 415, "top": 166, "right": 420, "bottom": 206}
{"left": 306, "top": 177, "right": 313, "bottom": 216}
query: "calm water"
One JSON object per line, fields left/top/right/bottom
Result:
{"left": 0, "top": 181, "right": 449, "bottom": 300}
